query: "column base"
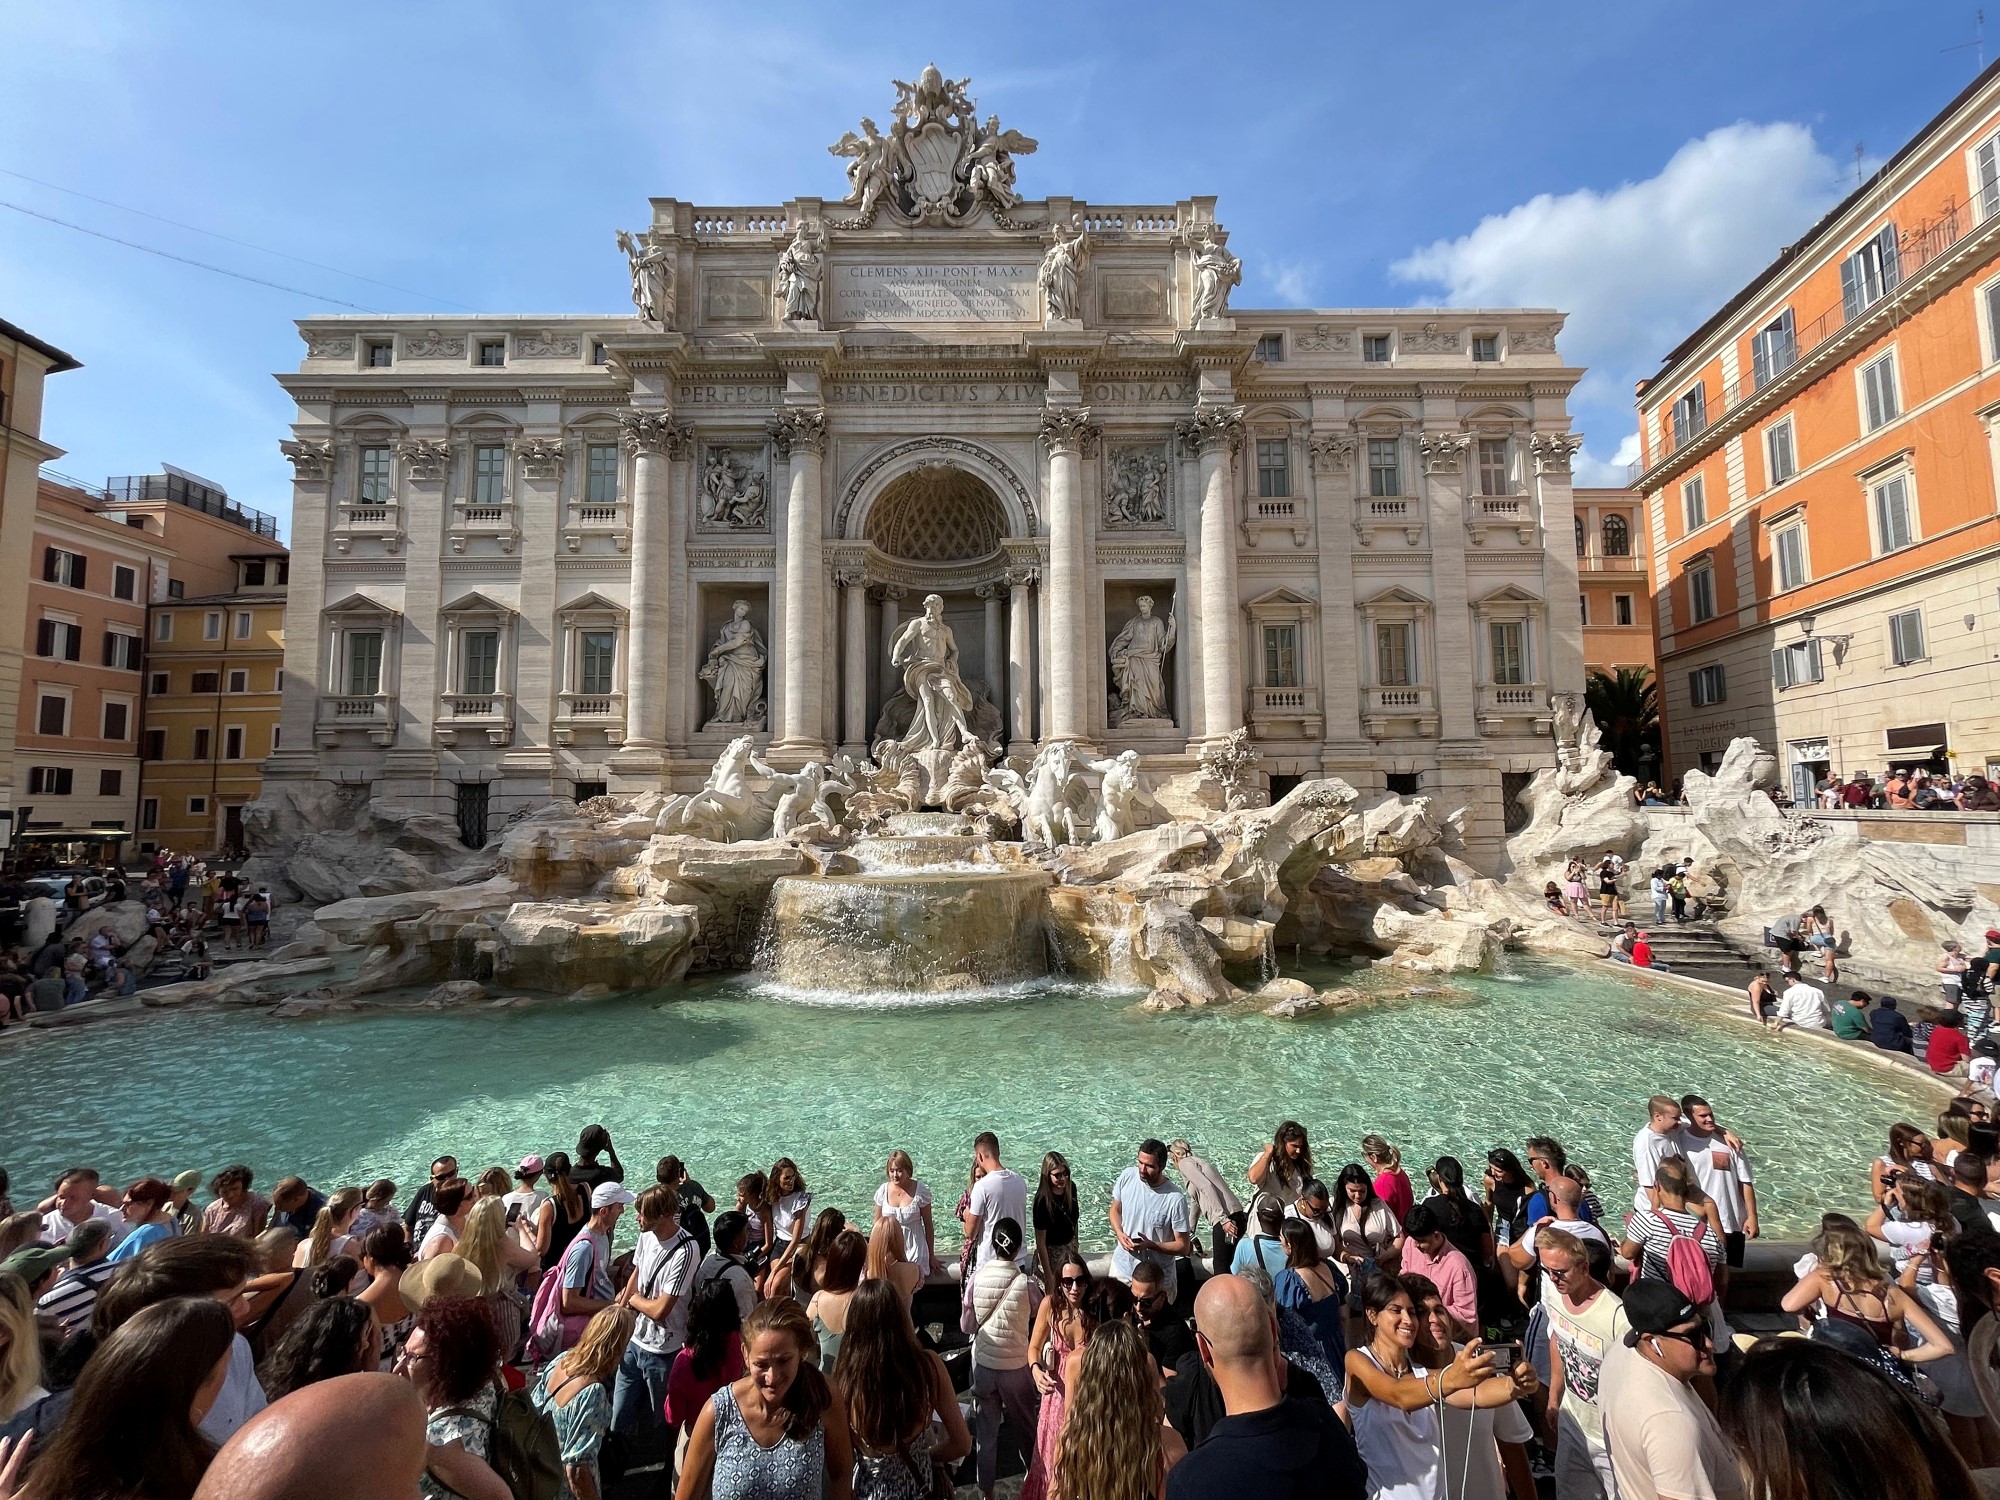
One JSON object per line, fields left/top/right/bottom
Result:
{"left": 764, "top": 737, "right": 831, "bottom": 768}
{"left": 607, "top": 744, "right": 666, "bottom": 782}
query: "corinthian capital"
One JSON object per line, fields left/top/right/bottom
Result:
{"left": 1419, "top": 431, "right": 1473, "bottom": 475}
{"left": 1175, "top": 404, "right": 1245, "bottom": 458}
{"left": 396, "top": 438, "right": 451, "bottom": 481}
{"left": 1530, "top": 430, "right": 1585, "bottom": 476}
{"left": 512, "top": 436, "right": 565, "bottom": 480}
{"left": 619, "top": 409, "right": 679, "bottom": 456}
{"left": 768, "top": 407, "right": 829, "bottom": 457}
{"left": 1309, "top": 433, "right": 1354, "bottom": 472}
{"left": 279, "top": 438, "right": 334, "bottom": 482}
{"left": 1039, "top": 405, "right": 1099, "bottom": 455}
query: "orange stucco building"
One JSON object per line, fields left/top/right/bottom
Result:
{"left": 1636, "top": 59, "right": 2000, "bottom": 801}
{"left": 1574, "top": 487, "right": 1655, "bottom": 680}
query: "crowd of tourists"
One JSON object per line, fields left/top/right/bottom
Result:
{"left": 3, "top": 1091, "right": 1999, "bottom": 1500}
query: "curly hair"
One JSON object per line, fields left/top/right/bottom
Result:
{"left": 413, "top": 1294, "right": 499, "bottom": 1404}
{"left": 1053, "top": 1319, "right": 1166, "bottom": 1500}
{"left": 263, "top": 1295, "right": 375, "bottom": 1399}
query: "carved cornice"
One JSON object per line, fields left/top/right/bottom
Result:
{"left": 396, "top": 439, "right": 451, "bottom": 480}
{"left": 404, "top": 331, "right": 466, "bottom": 359}
{"left": 1529, "top": 431, "right": 1585, "bottom": 476}
{"left": 280, "top": 438, "right": 334, "bottom": 482}
{"left": 518, "top": 387, "right": 566, "bottom": 402}
{"left": 831, "top": 562, "right": 868, "bottom": 588}
{"left": 1419, "top": 431, "right": 1473, "bottom": 474}
{"left": 767, "top": 406, "right": 829, "bottom": 457}
{"left": 1039, "top": 405, "right": 1099, "bottom": 455}
{"left": 1175, "top": 404, "right": 1245, "bottom": 458}
{"left": 513, "top": 436, "right": 565, "bottom": 479}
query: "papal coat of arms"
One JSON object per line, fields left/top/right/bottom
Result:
{"left": 828, "top": 65, "right": 1038, "bottom": 227}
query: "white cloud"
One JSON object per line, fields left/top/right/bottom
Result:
{"left": 1392, "top": 122, "right": 1849, "bottom": 480}
{"left": 1266, "top": 259, "right": 1315, "bottom": 306}
{"left": 1574, "top": 432, "right": 1642, "bottom": 488}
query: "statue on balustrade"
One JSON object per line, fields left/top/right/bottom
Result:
{"left": 1107, "top": 595, "right": 1177, "bottom": 726}
{"left": 775, "top": 221, "right": 825, "bottom": 322}
{"left": 616, "top": 229, "right": 675, "bottom": 326}
{"left": 1190, "top": 225, "right": 1242, "bottom": 322}
{"left": 699, "top": 600, "right": 767, "bottom": 729}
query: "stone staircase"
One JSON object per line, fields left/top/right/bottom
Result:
{"left": 1630, "top": 920, "right": 1759, "bottom": 976}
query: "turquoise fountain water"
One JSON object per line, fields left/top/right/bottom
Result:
{"left": 0, "top": 959, "right": 1941, "bottom": 1244}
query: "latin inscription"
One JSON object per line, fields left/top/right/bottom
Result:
{"left": 1090, "top": 380, "right": 1195, "bottom": 405}
{"left": 825, "top": 380, "right": 1041, "bottom": 405}
{"left": 830, "top": 260, "right": 1039, "bottom": 323}
{"left": 1101, "top": 270, "right": 1168, "bottom": 322}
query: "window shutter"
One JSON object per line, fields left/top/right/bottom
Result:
{"left": 101, "top": 632, "right": 114, "bottom": 667}
{"left": 1842, "top": 256, "right": 1863, "bottom": 321}
{"left": 63, "top": 626, "right": 79, "bottom": 662}
{"left": 1807, "top": 638, "right": 1823, "bottom": 682}
{"left": 41, "top": 548, "right": 56, "bottom": 583}
{"left": 1877, "top": 225, "right": 1901, "bottom": 291}
{"left": 1752, "top": 331, "right": 1771, "bottom": 389}
{"left": 1981, "top": 140, "right": 2000, "bottom": 218}
{"left": 1771, "top": 648, "right": 1791, "bottom": 689}
{"left": 35, "top": 620, "right": 51, "bottom": 657}
{"left": 72, "top": 556, "right": 85, "bottom": 590}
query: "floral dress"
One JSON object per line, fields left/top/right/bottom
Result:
{"left": 1019, "top": 1318, "right": 1076, "bottom": 1500}
{"left": 532, "top": 1363, "right": 613, "bottom": 1500}
{"left": 421, "top": 1385, "right": 496, "bottom": 1500}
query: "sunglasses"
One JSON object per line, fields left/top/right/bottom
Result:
{"left": 1060, "top": 1275, "right": 1087, "bottom": 1286}
{"left": 1650, "top": 1325, "right": 1713, "bottom": 1350}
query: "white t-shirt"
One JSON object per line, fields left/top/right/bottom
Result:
{"left": 40, "top": 1200, "right": 125, "bottom": 1247}
{"left": 1631, "top": 1126, "right": 1684, "bottom": 1212}
{"left": 418, "top": 1218, "right": 460, "bottom": 1260}
{"left": 967, "top": 1167, "right": 1030, "bottom": 1269}
{"left": 1600, "top": 1339, "right": 1744, "bottom": 1500}
{"left": 1108, "top": 1166, "right": 1192, "bottom": 1300}
{"left": 502, "top": 1187, "right": 548, "bottom": 1231}
{"left": 1284, "top": 1202, "right": 1339, "bottom": 1259}
{"left": 1777, "top": 981, "right": 1829, "bottom": 1029}
{"left": 1676, "top": 1129, "right": 1755, "bottom": 1235}
{"left": 1546, "top": 1286, "right": 1627, "bottom": 1447}
{"left": 771, "top": 1189, "right": 812, "bottom": 1243}
{"left": 629, "top": 1227, "right": 699, "bottom": 1355}
{"left": 196, "top": 1334, "right": 267, "bottom": 1446}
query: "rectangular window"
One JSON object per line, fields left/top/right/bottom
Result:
{"left": 112, "top": 564, "right": 136, "bottom": 601}
{"left": 1771, "top": 639, "right": 1824, "bottom": 689}
{"left": 1367, "top": 438, "right": 1401, "bottom": 496}
{"left": 1751, "top": 310, "right": 1798, "bottom": 389}
{"left": 455, "top": 782, "right": 490, "bottom": 849}
{"left": 1262, "top": 625, "right": 1298, "bottom": 687}
{"left": 142, "top": 728, "right": 165, "bottom": 761}
{"left": 271, "top": 725, "right": 282, "bottom": 751}
{"left": 36, "top": 694, "right": 66, "bottom": 736}
{"left": 590, "top": 341, "right": 607, "bottom": 365}
{"left": 473, "top": 444, "right": 506, "bottom": 506}
{"left": 102, "top": 701, "right": 128, "bottom": 740}
{"left": 227, "top": 669, "right": 248, "bottom": 693}
{"left": 27, "top": 767, "right": 72, "bottom": 795}
{"left": 1988, "top": 280, "right": 2000, "bottom": 362}
{"left": 1477, "top": 438, "right": 1510, "bottom": 496}
{"left": 1472, "top": 334, "right": 1499, "bottom": 362}
{"left": 191, "top": 726, "right": 210, "bottom": 760}
{"left": 1766, "top": 419, "right": 1797, "bottom": 485}
{"left": 1254, "top": 333, "right": 1284, "bottom": 361}
{"left": 1682, "top": 474, "right": 1707, "bottom": 530}
{"left": 585, "top": 444, "right": 619, "bottom": 504}
{"left": 1689, "top": 566, "right": 1717, "bottom": 623}
{"left": 1873, "top": 474, "right": 1916, "bottom": 554}
{"left": 460, "top": 630, "right": 500, "bottom": 694}
{"left": 188, "top": 795, "right": 207, "bottom": 816}
{"left": 1774, "top": 524, "right": 1808, "bottom": 591}
{"left": 190, "top": 670, "right": 220, "bottom": 694}
{"left": 1842, "top": 225, "right": 1902, "bottom": 319}
{"left": 140, "top": 798, "right": 158, "bottom": 831}
{"left": 1672, "top": 383, "right": 1707, "bottom": 443}
{"left": 1861, "top": 353, "right": 1900, "bottom": 431}
{"left": 1689, "top": 663, "right": 1727, "bottom": 706}
{"left": 149, "top": 671, "right": 168, "bottom": 694}
{"left": 234, "top": 610, "right": 253, "bottom": 639}
{"left": 98, "top": 768, "right": 120, "bottom": 797}
{"left": 346, "top": 631, "right": 384, "bottom": 695}
{"left": 41, "top": 548, "right": 85, "bottom": 588}
{"left": 242, "top": 560, "right": 266, "bottom": 586}
{"left": 358, "top": 445, "right": 392, "bottom": 504}
{"left": 365, "top": 340, "right": 394, "bottom": 367}
{"left": 1363, "top": 334, "right": 1391, "bottom": 363}
{"left": 1375, "top": 622, "right": 1413, "bottom": 686}
{"left": 223, "top": 725, "right": 244, "bottom": 760}
{"left": 476, "top": 340, "right": 506, "bottom": 366}
{"left": 579, "top": 631, "right": 616, "bottom": 695}
{"left": 1256, "top": 439, "right": 1290, "bottom": 498}
{"left": 154, "top": 612, "right": 173, "bottom": 641}
{"left": 202, "top": 611, "right": 222, "bottom": 641}
{"left": 1579, "top": 593, "right": 1589, "bottom": 625}
{"left": 1489, "top": 621, "right": 1527, "bottom": 685}
{"left": 1890, "top": 608, "right": 1927, "bottom": 665}
{"left": 1614, "top": 594, "right": 1635, "bottom": 626}
{"left": 106, "top": 633, "right": 140, "bottom": 670}
{"left": 35, "top": 620, "right": 80, "bottom": 661}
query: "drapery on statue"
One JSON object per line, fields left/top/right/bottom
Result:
{"left": 616, "top": 229, "right": 674, "bottom": 325}
{"left": 1190, "top": 225, "right": 1242, "bottom": 322}
{"left": 888, "top": 593, "right": 974, "bottom": 754}
{"left": 1108, "top": 595, "right": 1176, "bottom": 725}
{"left": 774, "top": 221, "right": 825, "bottom": 322}
{"left": 699, "top": 600, "right": 767, "bottom": 729}
{"left": 1038, "top": 219, "right": 1086, "bottom": 321}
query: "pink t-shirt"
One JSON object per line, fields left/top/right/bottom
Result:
{"left": 1373, "top": 1169, "right": 1415, "bottom": 1224}
{"left": 1400, "top": 1238, "right": 1478, "bottom": 1330}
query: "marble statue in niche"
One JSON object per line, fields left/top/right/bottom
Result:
{"left": 775, "top": 221, "right": 825, "bottom": 322}
{"left": 700, "top": 448, "right": 769, "bottom": 529}
{"left": 699, "top": 600, "right": 768, "bottom": 729}
{"left": 1103, "top": 445, "right": 1170, "bottom": 527}
{"left": 1108, "top": 595, "right": 1177, "bottom": 726}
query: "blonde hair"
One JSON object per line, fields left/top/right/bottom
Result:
{"left": 456, "top": 1197, "right": 511, "bottom": 1291}
{"left": 1816, "top": 1223, "right": 1889, "bottom": 1294}
{"left": 0, "top": 1280, "right": 40, "bottom": 1421}
{"left": 475, "top": 1167, "right": 511, "bottom": 1200}
{"left": 307, "top": 1186, "right": 364, "bottom": 1266}
{"left": 561, "top": 1306, "right": 635, "bottom": 1388}
{"left": 1054, "top": 1320, "right": 1165, "bottom": 1500}
{"left": 865, "top": 1217, "right": 907, "bottom": 1282}
{"left": 1361, "top": 1134, "right": 1402, "bottom": 1173}
{"left": 886, "top": 1149, "right": 914, "bottom": 1178}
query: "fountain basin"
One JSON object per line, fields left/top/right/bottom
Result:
{"left": 765, "top": 869, "right": 1054, "bottom": 994}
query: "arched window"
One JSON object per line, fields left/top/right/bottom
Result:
{"left": 1602, "top": 514, "right": 1631, "bottom": 556}
{"left": 1574, "top": 516, "right": 1586, "bottom": 556}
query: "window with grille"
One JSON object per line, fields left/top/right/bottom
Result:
{"left": 1774, "top": 525, "right": 1808, "bottom": 592}
{"left": 1602, "top": 515, "right": 1631, "bottom": 555}
{"left": 1478, "top": 438, "right": 1510, "bottom": 496}
{"left": 473, "top": 445, "right": 506, "bottom": 506}
{"left": 1256, "top": 439, "right": 1290, "bottom": 498}
{"left": 1842, "top": 225, "right": 1902, "bottom": 318}
{"left": 1368, "top": 438, "right": 1401, "bottom": 496}
{"left": 1689, "top": 664, "right": 1727, "bottom": 706}
{"left": 1489, "top": 621, "right": 1527, "bottom": 685}
{"left": 579, "top": 631, "right": 616, "bottom": 695}
{"left": 586, "top": 444, "right": 619, "bottom": 504}
{"left": 460, "top": 631, "right": 500, "bottom": 694}
{"left": 1262, "top": 626, "right": 1298, "bottom": 687}
{"left": 1375, "top": 623, "right": 1413, "bottom": 686}
{"left": 1861, "top": 354, "right": 1899, "bottom": 431}
{"left": 1766, "top": 419, "right": 1797, "bottom": 485}
{"left": 1890, "top": 608, "right": 1927, "bottom": 665}
{"left": 346, "top": 632, "right": 384, "bottom": 695}
{"left": 1689, "top": 566, "right": 1717, "bottom": 623}
{"left": 1682, "top": 475, "right": 1706, "bottom": 530}
{"left": 1873, "top": 475, "right": 1915, "bottom": 554}
{"left": 358, "top": 446, "right": 392, "bottom": 503}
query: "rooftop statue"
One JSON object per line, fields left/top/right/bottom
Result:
{"left": 829, "top": 66, "right": 1038, "bottom": 227}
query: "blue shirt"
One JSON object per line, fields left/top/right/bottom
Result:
{"left": 561, "top": 1227, "right": 615, "bottom": 1302}
{"left": 1231, "top": 1232, "right": 1289, "bottom": 1278}
{"left": 107, "top": 1221, "right": 173, "bottom": 1261}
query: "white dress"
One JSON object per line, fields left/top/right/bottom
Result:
{"left": 873, "top": 1180, "right": 935, "bottom": 1276}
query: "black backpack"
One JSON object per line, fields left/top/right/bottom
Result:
{"left": 447, "top": 1386, "right": 563, "bottom": 1500}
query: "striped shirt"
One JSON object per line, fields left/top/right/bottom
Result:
{"left": 36, "top": 1258, "right": 118, "bottom": 1336}
{"left": 1621, "top": 1205, "right": 1722, "bottom": 1284}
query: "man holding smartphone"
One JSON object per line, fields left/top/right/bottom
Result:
{"left": 1111, "top": 1138, "right": 1193, "bottom": 1302}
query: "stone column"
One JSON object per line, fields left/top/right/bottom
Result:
{"left": 273, "top": 438, "right": 336, "bottom": 779}
{"left": 613, "top": 409, "right": 679, "bottom": 772}
{"left": 1181, "top": 405, "right": 1246, "bottom": 742}
{"left": 979, "top": 584, "right": 1003, "bottom": 708}
{"left": 1532, "top": 431, "right": 1589, "bottom": 700}
{"left": 1420, "top": 425, "right": 1478, "bottom": 741}
{"left": 838, "top": 566, "right": 869, "bottom": 756}
{"left": 769, "top": 407, "right": 828, "bottom": 761}
{"left": 1007, "top": 565, "right": 1037, "bottom": 754}
{"left": 878, "top": 585, "right": 903, "bottom": 651}
{"left": 1040, "top": 407, "right": 1097, "bottom": 742}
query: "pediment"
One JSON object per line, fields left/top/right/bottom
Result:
{"left": 1244, "top": 585, "right": 1316, "bottom": 608}
{"left": 1361, "top": 584, "right": 1430, "bottom": 608}
{"left": 440, "top": 590, "right": 515, "bottom": 616}
{"left": 556, "top": 590, "right": 627, "bottom": 616}
{"left": 322, "top": 590, "right": 400, "bottom": 617}
{"left": 1474, "top": 583, "right": 1542, "bottom": 606}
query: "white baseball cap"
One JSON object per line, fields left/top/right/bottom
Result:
{"left": 591, "top": 1182, "right": 636, "bottom": 1210}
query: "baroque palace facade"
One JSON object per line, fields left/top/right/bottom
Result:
{"left": 269, "top": 70, "right": 1587, "bottom": 856}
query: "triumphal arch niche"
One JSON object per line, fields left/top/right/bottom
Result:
{"left": 277, "top": 65, "right": 1587, "bottom": 857}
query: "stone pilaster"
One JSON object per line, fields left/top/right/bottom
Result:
{"left": 271, "top": 437, "right": 335, "bottom": 780}
{"left": 1040, "top": 405, "right": 1097, "bottom": 743}
{"left": 1180, "top": 405, "right": 1246, "bottom": 743}
{"left": 837, "top": 563, "right": 869, "bottom": 756}
{"left": 612, "top": 408, "right": 682, "bottom": 776}
{"left": 1532, "top": 431, "right": 1588, "bottom": 700}
{"left": 1006, "top": 565, "right": 1037, "bottom": 755}
{"left": 770, "top": 406, "right": 829, "bottom": 761}
{"left": 1419, "top": 417, "right": 1478, "bottom": 741}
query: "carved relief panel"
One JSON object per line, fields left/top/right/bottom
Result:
{"left": 1101, "top": 443, "right": 1173, "bottom": 529}
{"left": 697, "top": 445, "right": 771, "bottom": 531}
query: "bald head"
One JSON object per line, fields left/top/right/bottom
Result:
{"left": 1193, "top": 1273, "right": 1274, "bottom": 1362}
{"left": 194, "top": 1372, "right": 425, "bottom": 1500}
{"left": 1549, "top": 1177, "right": 1583, "bottom": 1213}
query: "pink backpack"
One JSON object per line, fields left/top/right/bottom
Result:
{"left": 525, "top": 1238, "right": 596, "bottom": 1365}
{"left": 1662, "top": 1215, "right": 1715, "bottom": 1307}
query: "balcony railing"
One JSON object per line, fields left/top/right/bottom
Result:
{"left": 1467, "top": 494, "right": 1535, "bottom": 545}
{"left": 1361, "top": 684, "right": 1439, "bottom": 738}
{"left": 1475, "top": 682, "right": 1550, "bottom": 734}
{"left": 1353, "top": 496, "right": 1423, "bottom": 547}
{"left": 563, "top": 501, "right": 630, "bottom": 553}
{"left": 553, "top": 690, "right": 626, "bottom": 745}
{"left": 436, "top": 692, "right": 514, "bottom": 747}
{"left": 315, "top": 693, "right": 397, "bottom": 747}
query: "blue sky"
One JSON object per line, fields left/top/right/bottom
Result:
{"left": 0, "top": 1, "right": 1986, "bottom": 534}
